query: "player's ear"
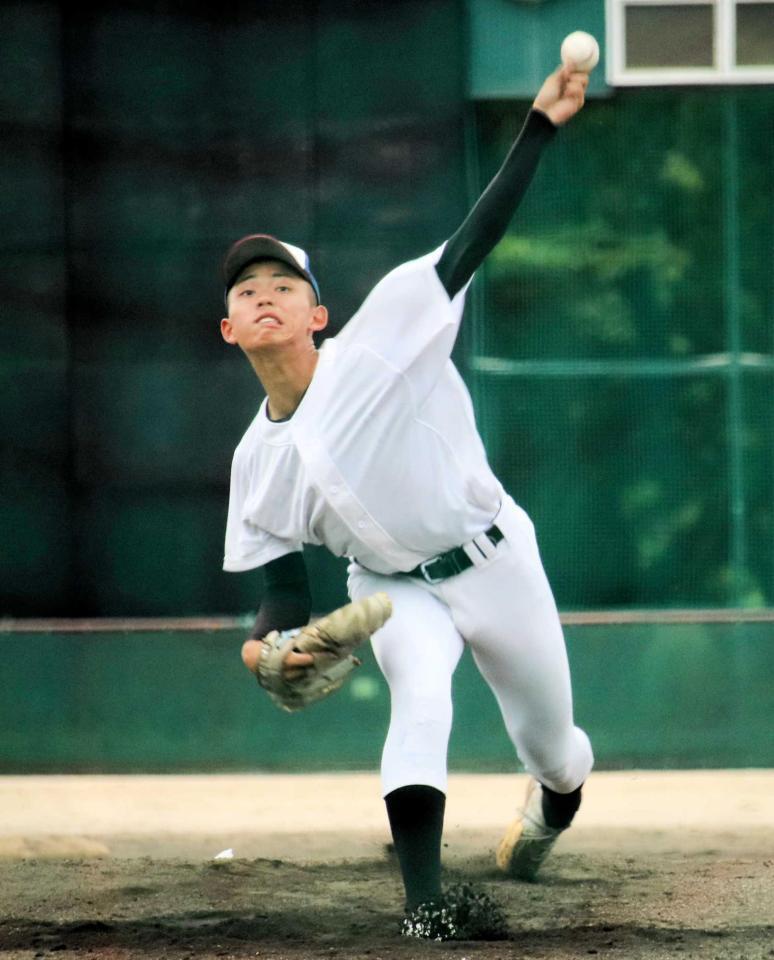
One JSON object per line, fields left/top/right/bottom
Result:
{"left": 309, "top": 305, "right": 328, "bottom": 334}
{"left": 220, "top": 317, "right": 237, "bottom": 344}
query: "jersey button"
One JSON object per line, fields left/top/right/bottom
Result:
{"left": 330, "top": 484, "right": 341, "bottom": 495}
{"left": 357, "top": 520, "right": 368, "bottom": 529}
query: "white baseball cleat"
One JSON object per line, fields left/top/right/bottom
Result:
{"left": 496, "top": 778, "right": 564, "bottom": 881}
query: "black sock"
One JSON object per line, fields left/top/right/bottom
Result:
{"left": 385, "top": 785, "right": 445, "bottom": 911}
{"left": 541, "top": 783, "right": 583, "bottom": 829}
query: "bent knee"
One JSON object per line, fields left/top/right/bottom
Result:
{"left": 516, "top": 727, "right": 594, "bottom": 793}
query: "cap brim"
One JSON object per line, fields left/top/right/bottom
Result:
{"left": 223, "top": 235, "right": 320, "bottom": 304}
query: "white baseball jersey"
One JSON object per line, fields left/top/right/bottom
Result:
{"left": 223, "top": 243, "right": 504, "bottom": 576}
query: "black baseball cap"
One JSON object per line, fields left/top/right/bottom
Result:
{"left": 222, "top": 234, "right": 321, "bottom": 305}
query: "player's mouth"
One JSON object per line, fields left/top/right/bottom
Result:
{"left": 255, "top": 313, "right": 282, "bottom": 327}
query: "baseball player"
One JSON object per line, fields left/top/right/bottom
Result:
{"left": 221, "top": 65, "right": 593, "bottom": 939}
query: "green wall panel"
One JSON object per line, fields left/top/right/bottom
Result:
{"left": 72, "top": 360, "right": 234, "bottom": 484}
{"left": 0, "top": 2, "right": 468, "bottom": 616}
{"left": 0, "top": 477, "right": 70, "bottom": 613}
{"left": 0, "top": 253, "right": 69, "bottom": 363}
{"left": 0, "top": 3, "right": 70, "bottom": 616}
{"left": 746, "top": 371, "right": 774, "bottom": 604}
{"left": 1, "top": 621, "right": 771, "bottom": 771}
{"left": 73, "top": 491, "right": 231, "bottom": 615}
{"left": 0, "top": 3, "right": 64, "bottom": 246}
{"left": 469, "top": 0, "right": 609, "bottom": 99}
{"left": 313, "top": 0, "right": 467, "bottom": 324}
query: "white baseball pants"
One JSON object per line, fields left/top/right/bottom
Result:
{"left": 347, "top": 496, "right": 593, "bottom": 798}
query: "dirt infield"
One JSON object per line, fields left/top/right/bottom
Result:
{"left": 1, "top": 771, "right": 772, "bottom": 959}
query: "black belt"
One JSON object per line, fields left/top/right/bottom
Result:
{"left": 408, "top": 525, "right": 504, "bottom": 584}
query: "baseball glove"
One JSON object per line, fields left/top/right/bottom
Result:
{"left": 255, "top": 592, "right": 392, "bottom": 712}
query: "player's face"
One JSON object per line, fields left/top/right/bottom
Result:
{"left": 220, "top": 260, "right": 327, "bottom": 354}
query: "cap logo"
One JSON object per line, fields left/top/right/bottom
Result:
{"left": 277, "top": 241, "right": 309, "bottom": 274}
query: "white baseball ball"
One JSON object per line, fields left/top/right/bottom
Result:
{"left": 560, "top": 31, "right": 600, "bottom": 72}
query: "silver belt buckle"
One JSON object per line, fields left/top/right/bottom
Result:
{"left": 419, "top": 557, "right": 445, "bottom": 584}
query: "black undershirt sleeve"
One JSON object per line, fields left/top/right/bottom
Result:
{"left": 435, "top": 109, "right": 557, "bottom": 300}
{"left": 249, "top": 551, "right": 312, "bottom": 640}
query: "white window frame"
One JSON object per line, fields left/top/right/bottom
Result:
{"left": 606, "top": 0, "right": 774, "bottom": 84}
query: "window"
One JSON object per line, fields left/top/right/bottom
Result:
{"left": 607, "top": 0, "right": 774, "bottom": 83}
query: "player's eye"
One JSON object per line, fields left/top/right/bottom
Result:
{"left": 276, "top": 285, "right": 290, "bottom": 293}
{"left": 239, "top": 289, "right": 254, "bottom": 296}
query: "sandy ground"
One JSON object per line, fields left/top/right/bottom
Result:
{"left": 1, "top": 770, "right": 772, "bottom": 959}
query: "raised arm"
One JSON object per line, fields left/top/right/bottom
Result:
{"left": 436, "top": 66, "right": 588, "bottom": 299}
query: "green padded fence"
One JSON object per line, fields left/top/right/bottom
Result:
{"left": 1, "top": 611, "right": 772, "bottom": 772}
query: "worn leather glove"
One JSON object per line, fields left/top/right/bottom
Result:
{"left": 254, "top": 592, "right": 392, "bottom": 712}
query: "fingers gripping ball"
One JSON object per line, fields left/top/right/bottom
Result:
{"left": 560, "top": 31, "right": 600, "bottom": 72}
{"left": 255, "top": 592, "right": 393, "bottom": 712}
